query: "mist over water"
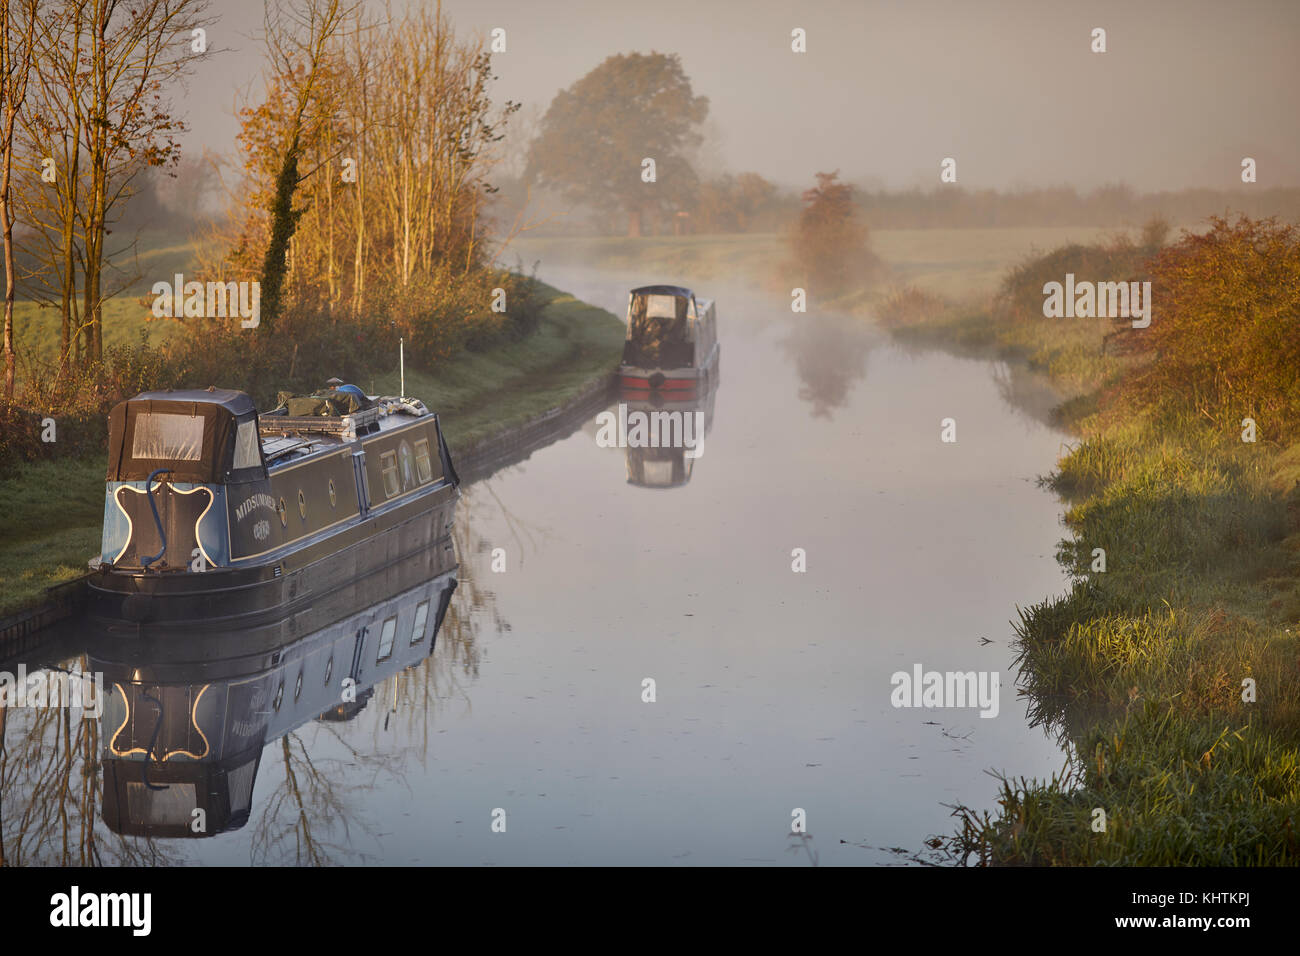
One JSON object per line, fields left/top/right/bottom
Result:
{"left": 3, "top": 261, "right": 1080, "bottom": 864}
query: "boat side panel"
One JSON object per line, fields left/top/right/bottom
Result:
{"left": 361, "top": 418, "right": 446, "bottom": 512}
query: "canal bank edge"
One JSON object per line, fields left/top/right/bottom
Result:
{"left": 870, "top": 261, "right": 1300, "bottom": 865}
{"left": 0, "top": 284, "right": 625, "bottom": 650}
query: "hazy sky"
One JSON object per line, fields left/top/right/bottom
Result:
{"left": 179, "top": 0, "right": 1300, "bottom": 191}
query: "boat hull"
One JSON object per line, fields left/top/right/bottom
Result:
{"left": 618, "top": 342, "right": 720, "bottom": 398}
{"left": 87, "top": 480, "right": 457, "bottom": 640}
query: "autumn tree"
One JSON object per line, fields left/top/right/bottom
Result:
{"left": 1122, "top": 215, "right": 1300, "bottom": 440}
{"left": 526, "top": 52, "right": 708, "bottom": 236}
{"left": 213, "top": 2, "right": 520, "bottom": 368}
{"left": 0, "top": 0, "right": 37, "bottom": 398}
{"left": 696, "top": 172, "right": 776, "bottom": 233}
{"left": 252, "top": 0, "right": 352, "bottom": 332}
{"left": 17, "top": 0, "right": 212, "bottom": 366}
{"left": 791, "top": 170, "right": 878, "bottom": 294}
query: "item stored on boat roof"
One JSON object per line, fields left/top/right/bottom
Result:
{"left": 272, "top": 386, "right": 373, "bottom": 418}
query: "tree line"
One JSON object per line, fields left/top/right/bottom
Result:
{"left": 1, "top": 0, "right": 533, "bottom": 469}
{"left": 507, "top": 51, "right": 1299, "bottom": 239}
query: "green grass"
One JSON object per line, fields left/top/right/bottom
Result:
{"left": 872, "top": 244, "right": 1300, "bottom": 864}
{"left": 940, "top": 417, "right": 1300, "bottom": 864}
{"left": 0, "top": 280, "right": 624, "bottom": 619}
{"left": 13, "top": 227, "right": 204, "bottom": 366}
{"left": 0, "top": 458, "right": 106, "bottom": 617}
{"left": 372, "top": 281, "right": 624, "bottom": 450}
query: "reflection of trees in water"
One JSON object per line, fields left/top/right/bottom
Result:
{"left": 888, "top": 332, "right": 1065, "bottom": 429}
{"left": 988, "top": 361, "right": 1064, "bottom": 429}
{"left": 374, "top": 482, "right": 523, "bottom": 741}
{"left": 436, "top": 481, "right": 534, "bottom": 687}
{"left": 4, "top": 487, "right": 521, "bottom": 866}
{"left": 0, "top": 658, "right": 180, "bottom": 866}
{"left": 250, "top": 730, "right": 390, "bottom": 866}
{"left": 779, "top": 316, "right": 875, "bottom": 418}
{"left": 248, "top": 484, "right": 522, "bottom": 863}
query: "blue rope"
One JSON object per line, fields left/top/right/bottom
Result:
{"left": 140, "top": 468, "right": 172, "bottom": 570}
{"left": 140, "top": 689, "right": 170, "bottom": 792}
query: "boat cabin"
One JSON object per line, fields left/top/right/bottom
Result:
{"left": 622, "top": 285, "right": 718, "bottom": 375}
{"left": 99, "top": 385, "right": 457, "bottom": 576}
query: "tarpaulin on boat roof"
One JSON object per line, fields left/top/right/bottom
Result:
{"left": 106, "top": 387, "right": 264, "bottom": 484}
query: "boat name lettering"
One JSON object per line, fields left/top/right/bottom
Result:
{"left": 235, "top": 493, "right": 277, "bottom": 522}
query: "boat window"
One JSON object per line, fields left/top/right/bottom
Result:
{"left": 643, "top": 294, "right": 680, "bottom": 319}
{"left": 233, "top": 420, "right": 261, "bottom": 469}
{"left": 126, "top": 782, "right": 197, "bottom": 826}
{"left": 411, "top": 600, "right": 430, "bottom": 644}
{"left": 644, "top": 460, "right": 675, "bottom": 485}
{"left": 131, "top": 412, "right": 203, "bottom": 461}
{"left": 414, "top": 439, "right": 433, "bottom": 483}
{"left": 380, "top": 451, "right": 400, "bottom": 498}
{"left": 377, "top": 616, "right": 397, "bottom": 662}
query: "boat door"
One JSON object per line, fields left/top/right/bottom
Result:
{"left": 352, "top": 450, "right": 371, "bottom": 517}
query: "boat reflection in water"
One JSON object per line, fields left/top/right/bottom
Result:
{"left": 617, "top": 370, "right": 719, "bottom": 489}
{"left": 89, "top": 563, "right": 457, "bottom": 839}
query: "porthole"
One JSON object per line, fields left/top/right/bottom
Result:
{"left": 273, "top": 680, "right": 284, "bottom": 711}
{"left": 277, "top": 497, "right": 287, "bottom": 528}
{"left": 298, "top": 489, "right": 307, "bottom": 519}
{"left": 328, "top": 479, "right": 336, "bottom": 508}
{"left": 294, "top": 671, "right": 303, "bottom": 701}
{"left": 324, "top": 656, "right": 334, "bottom": 685}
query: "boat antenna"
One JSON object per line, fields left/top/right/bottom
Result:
{"left": 400, "top": 337, "right": 405, "bottom": 400}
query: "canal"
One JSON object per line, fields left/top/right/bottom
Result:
{"left": 1, "top": 264, "right": 1073, "bottom": 865}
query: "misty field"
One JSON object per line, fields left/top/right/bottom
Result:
{"left": 7, "top": 224, "right": 1135, "bottom": 363}
{"left": 513, "top": 224, "right": 1136, "bottom": 301}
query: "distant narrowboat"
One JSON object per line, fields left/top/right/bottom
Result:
{"left": 87, "top": 385, "right": 459, "bottom": 635}
{"left": 618, "top": 285, "right": 719, "bottom": 393}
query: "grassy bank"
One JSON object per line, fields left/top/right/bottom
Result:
{"left": 873, "top": 222, "right": 1300, "bottom": 865}
{"left": 0, "top": 281, "right": 624, "bottom": 619}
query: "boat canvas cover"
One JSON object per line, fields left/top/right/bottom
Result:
{"left": 106, "top": 388, "right": 262, "bottom": 484}
{"left": 272, "top": 387, "right": 372, "bottom": 417}
{"left": 624, "top": 288, "right": 694, "bottom": 368}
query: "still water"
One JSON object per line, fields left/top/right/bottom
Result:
{"left": 2, "top": 266, "right": 1074, "bottom": 865}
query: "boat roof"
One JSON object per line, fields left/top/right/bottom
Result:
{"left": 630, "top": 284, "right": 694, "bottom": 299}
{"left": 257, "top": 396, "right": 432, "bottom": 467}
{"left": 130, "top": 387, "right": 257, "bottom": 417}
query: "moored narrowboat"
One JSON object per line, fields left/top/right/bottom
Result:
{"left": 618, "top": 284, "right": 719, "bottom": 393}
{"left": 87, "top": 385, "right": 459, "bottom": 635}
